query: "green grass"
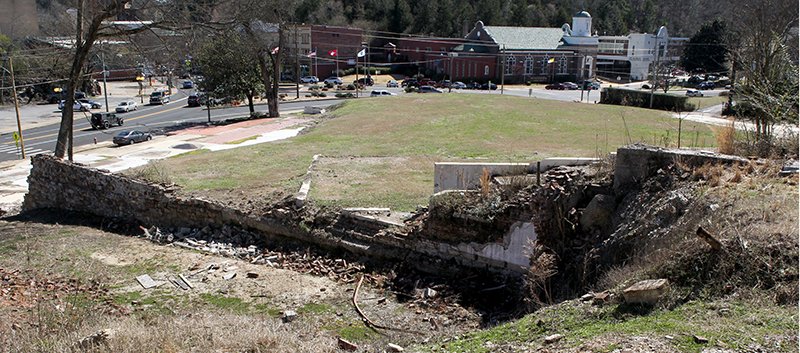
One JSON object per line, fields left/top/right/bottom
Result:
{"left": 428, "top": 300, "right": 798, "bottom": 353}
{"left": 323, "top": 319, "right": 379, "bottom": 342}
{"left": 687, "top": 95, "right": 728, "bottom": 111}
{"left": 199, "top": 293, "right": 251, "bottom": 313}
{"left": 157, "top": 94, "right": 719, "bottom": 210}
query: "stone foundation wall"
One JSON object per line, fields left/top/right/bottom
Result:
{"left": 22, "top": 156, "right": 534, "bottom": 276}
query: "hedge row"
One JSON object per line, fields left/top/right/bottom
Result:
{"left": 600, "top": 87, "right": 695, "bottom": 112}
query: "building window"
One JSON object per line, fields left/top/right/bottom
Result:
{"left": 505, "top": 55, "right": 516, "bottom": 75}
{"left": 558, "top": 54, "right": 568, "bottom": 74}
{"left": 541, "top": 56, "right": 550, "bottom": 75}
{"left": 416, "top": 47, "right": 419, "bottom": 53}
{"left": 524, "top": 55, "right": 534, "bottom": 75}
{"left": 301, "top": 34, "right": 310, "bottom": 44}
{"left": 484, "top": 65, "right": 490, "bottom": 76}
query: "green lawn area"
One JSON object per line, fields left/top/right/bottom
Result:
{"left": 158, "top": 94, "right": 718, "bottom": 210}
{"left": 688, "top": 95, "right": 728, "bottom": 111}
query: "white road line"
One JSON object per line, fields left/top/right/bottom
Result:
{"left": 0, "top": 146, "right": 17, "bottom": 153}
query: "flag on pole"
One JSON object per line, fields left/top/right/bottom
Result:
{"left": 328, "top": 49, "right": 338, "bottom": 56}
{"left": 357, "top": 48, "right": 366, "bottom": 58}
{"left": 547, "top": 57, "right": 555, "bottom": 64}
{"left": 307, "top": 50, "right": 317, "bottom": 58}
{"left": 271, "top": 46, "right": 280, "bottom": 55}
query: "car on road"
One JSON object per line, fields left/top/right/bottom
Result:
{"left": 697, "top": 81, "right": 715, "bottom": 90}
{"left": 465, "top": 82, "right": 481, "bottom": 89}
{"left": 323, "top": 76, "right": 343, "bottom": 85}
{"left": 115, "top": 100, "right": 138, "bottom": 112}
{"left": 90, "top": 112, "right": 123, "bottom": 129}
{"left": 545, "top": 83, "right": 566, "bottom": 90}
{"left": 187, "top": 93, "right": 206, "bottom": 107}
{"left": 561, "top": 82, "right": 579, "bottom": 90}
{"left": 58, "top": 100, "right": 92, "bottom": 112}
{"left": 300, "top": 76, "right": 319, "bottom": 84}
{"left": 149, "top": 90, "right": 171, "bottom": 105}
{"left": 78, "top": 98, "right": 103, "bottom": 109}
{"left": 686, "top": 89, "right": 704, "bottom": 97}
{"left": 401, "top": 78, "right": 419, "bottom": 88}
{"left": 451, "top": 81, "right": 467, "bottom": 89}
{"left": 386, "top": 79, "right": 399, "bottom": 88}
{"left": 370, "top": 90, "right": 396, "bottom": 97}
{"left": 113, "top": 130, "right": 152, "bottom": 146}
{"left": 182, "top": 80, "right": 194, "bottom": 89}
{"left": 579, "top": 80, "right": 601, "bottom": 90}
{"left": 418, "top": 86, "right": 442, "bottom": 93}
{"left": 480, "top": 82, "right": 498, "bottom": 90}
{"left": 435, "top": 80, "right": 451, "bottom": 88}
{"left": 355, "top": 77, "right": 374, "bottom": 86}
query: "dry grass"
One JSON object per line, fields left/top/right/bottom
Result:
{"left": 714, "top": 122, "right": 736, "bottom": 154}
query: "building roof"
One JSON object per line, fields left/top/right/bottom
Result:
{"left": 483, "top": 26, "right": 564, "bottom": 50}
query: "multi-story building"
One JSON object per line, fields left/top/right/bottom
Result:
{"left": 596, "top": 27, "right": 688, "bottom": 81}
{"left": 310, "top": 25, "right": 364, "bottom": 78}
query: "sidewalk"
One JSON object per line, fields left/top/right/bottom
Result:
{"left": 0, "top": 113, "right": 308, "bottom": 213}
{"left": 0, "top": 80, "right": 169, "bottom": 135}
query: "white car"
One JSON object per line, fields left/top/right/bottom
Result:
{"left": 58, "top": 100, "right": 91, "bottom": 112}
{"left": 115, "top": 100, "right": 138, "bottom": 113}
{"left": 686, "top": 89, "right": 704, "bottom": 97}
{"left": 370, "top": 90, "right": 396, "bottom": 97}
{"left": 386, "top": 79, "right": 399, "bottom": 88}
{"left": 300, "top": 76, "right": 319, "bottom": 84}
{"left": 323, "top": 76, "right": 343, "bottom": 85}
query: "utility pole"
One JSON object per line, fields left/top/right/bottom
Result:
{"left": 294, "top": 26, "right": 299, "bottom": 99}
{"left": 448, "top": 54, "right": 454, "bottom": 93}
{"left": 649, "top": 36, "right": 660, "bottom": 109}
{"left": 101, "top": 51, "right": 109, "bottom": 112}
{"left": 8, "top": 57, "right": 24, "bottom": 159}
{"left": 500, "top": 45, "right": 505, "bottom": 95}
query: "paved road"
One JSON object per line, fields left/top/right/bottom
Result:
{"left": 0, "top": 89, "right": 343, "bottom": 163}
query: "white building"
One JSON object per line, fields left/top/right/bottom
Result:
{"left": 596, "top": 26, "right": 687, "bottom": 81}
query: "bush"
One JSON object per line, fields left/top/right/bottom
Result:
{"left": 404, "top": 86, "right": 417, "bottom": 93}
{"left": 345, "top": 84, "right": 356, "bottom": 91}
{"left": 600, "top": 87, "right": 694, "bottom": 111}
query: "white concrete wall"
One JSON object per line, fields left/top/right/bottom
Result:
{"left": 434, "top": 157, "right": 600, "bottom": 193}
{"left": 437, "top": 221, "right": 536, "bottom": 271}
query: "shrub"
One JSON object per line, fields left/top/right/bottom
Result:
{"left": 714, "top": 122, "right": 736, "bottom": 154}
{"left": 600, "top": 87, "right": 694, "bottom": 111}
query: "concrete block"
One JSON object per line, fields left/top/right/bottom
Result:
{"left": 623, "top": 279, "right": 669, "bottom": 304}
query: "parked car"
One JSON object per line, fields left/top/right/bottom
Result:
{"left": 435, "top": 80, "right": 451, "bottom": 88}
{"left": 686, "top": 89, "right": 704, "bottom": 97}
{"left": 355, "top": 77, "right": 374, "bottom": 86}
{"left": 579, "top": 80, "right": 601, "bottom": 90}
{"left": 451, "top": 81, "right": 467, "bottom": 89}
{"left": 78, "top": 98, "right": 103, "bottom": 109}
{"left": 401, "top": 78, "right": 419, "bottom": 87}
{"left": 187, "top": 93, "right": 206, "bottom": 107}
{"left": 545, "top": 83, "right": 566, "bottom": 90}
{"left": 47, "top": 91, "right": 86, "bottom": 104}
{"left": 113, "top": 130, "right": 152, "bottom": 146}
{"left": 370, "top": 90, "right": 396, "bottom": 97}
{"left": 300, "top": 76, "right": 319, "bottom": 84}
{"left": 182, "top": 80, "right": 194, "bottom": 89}
{"left": 419, "top": 79, "right": 436, "bottom": 86}
{"left": 697, "top": 81, "right": 715, "bottom": 90}
{"left": 560, "top": 82, "right": 579, "bottom": 90}
{"left": 323, "top": 76, "right": 343, "bottom": 85}
{"left": 386, "top": 79, "right": 399, "bottom": 88}
{"left": 115, "top": 100, "right": 138, "bottom": 112}
{"left": 90, "top": 112, "right": 123, "bottom": 129}
{"left": 465, "top": 82, "right": 481, "bottom": 90}
{"left": 418, "top": 86, "right": 442, "bottom": 93}
{"left": 149, "top": 90, "right": 170, "bottom": 105}
{"left": 58, "top": 100, "right": 92, "bottom": 111}
{"left": 479, "top": 82, "right": 498, "bottom": 90}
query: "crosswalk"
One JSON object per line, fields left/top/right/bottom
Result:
{"left": 0, "top": 144, "right": 50, "bottom": 157}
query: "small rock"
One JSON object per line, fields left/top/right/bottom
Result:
{"left": 592, "top": 291, "right": 610, "bottom": 305}
{"left": 580, "top": 293, "right": 594, "bottom": 302}
{"left": 246, "top": 272, "right": 259, "bottom": 279}
{"left": 337, "top": 337, "right": 358, "bottom": 351}
{"left": 282, "top": 310, "right": 297, "bottom": 323}
{"left": 693, "top": 335, "right": 709, "bottom": 344}
{"left": 665, "top": 335, "right": 674, "bottom": 340}
{"left": 622, "top": 279, "right": 669, "bottom": 304}
{"left": 423, "top": 288, "right": 438, "bottom": 299}
{"left": 387, "top": 343, "right": 404, "bottom": 352}
{"left": 320, "top": 287, "right": 326, "bottom": 292}
{"left": 223, "top": 272, "right": 236, "bottom": 280}
{"left": 544, "top": 333, "right": 564, "bottom": 344}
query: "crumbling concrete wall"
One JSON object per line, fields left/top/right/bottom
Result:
{"left": 434, "top": 158, "right": 600, "bottom": 193}
{"left": 22, "top": 156, "right": 535, "bottom": 276}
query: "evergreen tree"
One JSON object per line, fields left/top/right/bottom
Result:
{"left": 388, "top": 0, "right": 412, "bottom": 33}
{"left": 680, "top": 20, "right": 728, "bottom": 73}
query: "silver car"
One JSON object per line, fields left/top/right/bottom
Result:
{"left": 115, "top": 100, "right": 138, "bottom": 113}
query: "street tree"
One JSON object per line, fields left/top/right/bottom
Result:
{"left": 196, "top": 31, "right": 264, "bottom": 114}
{"left": 680, "top": 20, "right": 728, "bottom": 74}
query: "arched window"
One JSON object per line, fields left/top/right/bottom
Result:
{"left": 541, "top": 56, "right": 550, "bottom": 75}
{"left": 505, "top": 55, "right": 516, "bottom": 75}
{"left": 524, "top": 55, "right": 534, "bottom": 75}
{"left": 558, "top": 54, "right": 568, "bottom": 74}
{"left": 484, "top": 65, "right": 490, "bottom": 76}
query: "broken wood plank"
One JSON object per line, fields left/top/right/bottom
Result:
{"left": 178, "top": 274, "right": 194, "bottom": 289}
{"left": 696, "top": 226, "right": 723, "bottom": 250}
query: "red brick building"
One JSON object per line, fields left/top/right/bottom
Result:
{"left": 310, "top": 25, "right": 364, "bottom": 78}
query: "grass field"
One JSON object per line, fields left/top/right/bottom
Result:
{"left": 158, "top": 94, "right": 719, "bottom": 210}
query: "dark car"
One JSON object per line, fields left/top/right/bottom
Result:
{"left": 697, "top": 81, "right": 715, "bottom": 90}
{"left": 187, "top": 92, "right": 206, "bottom": 107}
{"left": 481, "top": 82, "right": 498, "bottom": 90}
{"left": 113, "top": 130, "right": 152, "bottom": 146}
{"left": 355, "top": 77, "right": 374, "bottom": 86}
{"left": 401, "top": 79, "right": 419, "bottom": 88}
{"left": 182, "top": 80, "right": 194, "bottom": 89}
{"left": 545, "top": 83, "right": 566, "bottom": 90}
{"left": 418, "top": 85, "right": 442, "bottom": 93}
{"left": 91, "top": 112, "right": 123, "bottom": 129}
{"left": 435, "top": 80, "right": 452, "bottom": 88}
{"left": 465, "top": 82, "right": 481, "bottom": 89}
{"left": 562, "top": 82, "right": 579, "bottom": 90}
